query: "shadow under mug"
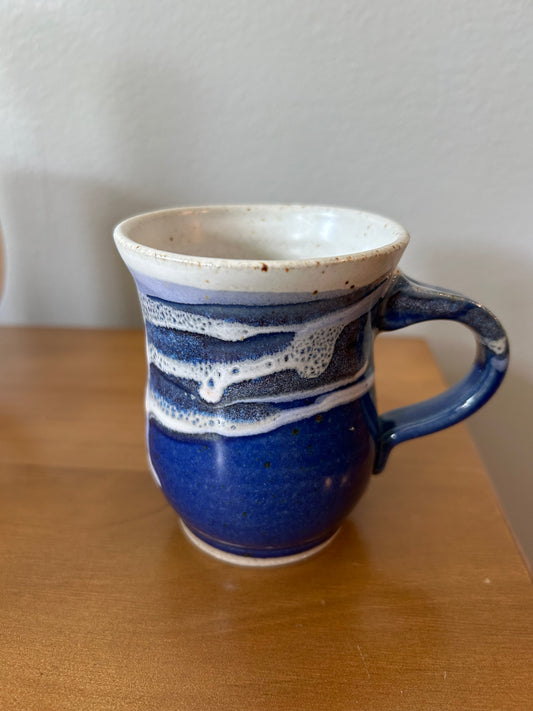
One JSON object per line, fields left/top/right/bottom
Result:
{"left": 114, "top": 205, "right": 508, "bottom": 566}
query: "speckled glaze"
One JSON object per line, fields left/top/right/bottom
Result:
{"left": 114, "top": 205, "right": 508, "bottom": 565}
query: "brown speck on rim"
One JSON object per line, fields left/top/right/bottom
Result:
{"left": 261, "top": 262, "right": 269, "bottom": 272}
{"left": 350, "top": 284, "right": 355, "bottom": 289}
{"left": 315, "top": 414, "right": 323, "bottom": 423}
{"left": 345, "top": 281, "right": 349, "bottom": 285}
{"left": 285, "top": 267, "right": 290, "bottom": 272}
{"left": 313, "top": 290, "right": 318, "bottom": 295}
{"left": 169, "top": 236, "right": 174, "bottom": 241}
{"left": 321, "top": 270, "right": 325, "bottom": 274}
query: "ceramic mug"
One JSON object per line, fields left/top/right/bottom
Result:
{"left": 114, "top": 205, "right": 508, "bottom": 566}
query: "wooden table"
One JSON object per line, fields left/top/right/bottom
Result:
{"left": 0, "top": 328, "right": 531, "bottom": 710}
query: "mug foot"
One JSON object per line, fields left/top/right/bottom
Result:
{"left": 180, "top": 521, "right": 339, "bottom": 567}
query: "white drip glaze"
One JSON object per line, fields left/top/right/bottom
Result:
{"left": 147, "top": 323, "right": 345, "bottom": 404}
{"left": 140, "top": 286, "right": 384, "bottom": 436}
{"left": 139, "top": 283, "right": 386, "bottom": 341}
{"left": 147, "top": 371, "right": 374, "bottom": 437}
{"left": 480, "top": 335, "right": 507, "bottom": 355}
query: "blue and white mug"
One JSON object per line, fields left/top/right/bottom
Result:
{"left": 114, "top": 205, "right": 508, "bottom": 566}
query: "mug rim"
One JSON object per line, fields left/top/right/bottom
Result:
{"left": 113, "top": 204, "right": 410, "bottom": 297}
{"left": 114, "top": 204, "right": 410, "bottom": 269}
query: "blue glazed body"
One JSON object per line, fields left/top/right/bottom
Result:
{"left": 139, "top": 280, "right": 384, "bottom": 558}
{"left": 149, "top": 399, "right": 375, "bottom": 556}
{"left": 135, "top": 269, "right": 509, "bottom": 559}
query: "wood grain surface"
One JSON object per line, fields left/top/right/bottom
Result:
{"left": 0, "top": 328, "right": 531, "bottom": 710}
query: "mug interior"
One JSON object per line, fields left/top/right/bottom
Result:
{"left": 121, "top": 205, "right": 407, "bottom": 262}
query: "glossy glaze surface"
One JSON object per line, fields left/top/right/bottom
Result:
{"left": 141, "top": 282, "right": 384, "bottom": 557}
{"left": 114, "top": 205, "right": 509, "bottom": 562}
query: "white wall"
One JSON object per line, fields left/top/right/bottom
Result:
{"left": 1, "top": 0, "right": 532, "bottom": 563}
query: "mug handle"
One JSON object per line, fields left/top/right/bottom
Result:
{"left": 373, "top": 271, "right": 509, "bottom": 473}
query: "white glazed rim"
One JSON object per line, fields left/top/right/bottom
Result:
{"left": 114, "top": 204, "right": 409, "bottom": 270}
{"left": 113, "top": 204, "right": 410, "bottom": 295}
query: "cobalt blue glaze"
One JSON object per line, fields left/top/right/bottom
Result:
{"left": 149, "top": 398, "right": 374, "bottom": 557}
{"left": 142, "top": 281, "right": 383, "bottom": 558}
{"left": 373, "top": 273, "right": 509, "bottom": 472}
{"left": 138, "top": 270, "right": 509, "bottom": 559}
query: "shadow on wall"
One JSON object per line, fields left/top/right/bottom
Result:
{"left": 468, "top": 373, "right": 532, "bottom": 569}
{"left": 1, "top": 26, "right": 213, "bottom": 327}
{"left": 0, "top": 169, "right": 155, "bottom": 327}
{"left": 402, "top": 241, "right": 532, "bottom": 569}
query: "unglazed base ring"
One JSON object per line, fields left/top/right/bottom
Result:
{"left": 180, "top": 521, "right": 339, "bottom": 567}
